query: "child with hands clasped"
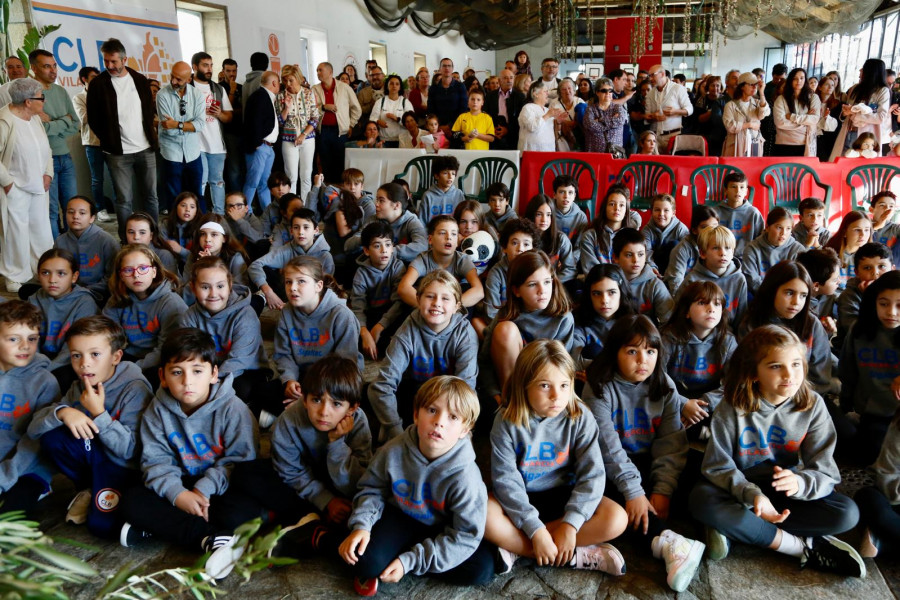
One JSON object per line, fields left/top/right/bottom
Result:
{"left": 485, "top": 340, "right": 628, "bottom": 576}
{"left": 339, "top": 376, "right": 494, "bottom": 595}
{"left": 793, "top": 197, "right": 831, "bottom": 249}
{"left": 582, "top": 315, "right": 704, "bottom": 593}
{"left": 28, "top": 315, "right": 153, "bottom": 538}
{"left": 690, "top": 325, "right": 865, "bottom": 578}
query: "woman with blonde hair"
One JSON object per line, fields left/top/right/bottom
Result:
{"left": 277, "top": 64, "right": 319, "bottom": 198}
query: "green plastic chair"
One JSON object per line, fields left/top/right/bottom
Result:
{"left": 538, "top": 159, "right": 599, "bottom": 219}
{"left": 690, "top": 164, "right": 755, "bottom": 206}
{"left": 615, "top": 161, "right": 676, "bottom": 211}
{"left": 846, "top": 163, "right": 900, "bottom": 211}
{"left": 456, "top": 157, "right": 519, "bottom": 203}
{"left": 393, "top": 155, "right": 437, "bottom": 202}
{"left": 760, "top": 163, "right": 833, "bottom": 217}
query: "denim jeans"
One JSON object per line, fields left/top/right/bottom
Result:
{"left": 201, "top": 152, "right": 226, "bottom": 213}
{"left": 243, "top": 143, "right": 275, "bottom": 211}
{"left": 163, "top": 155, "right": 204, "bottom": 214}
{"left": 105, "top": 148, "right": 159, "bottom": 241}
{"left": 84, "top": 145, "right": 115, "bottom": 213}
{"left": 49, "top": 153, "right": 77, "bottom": 238}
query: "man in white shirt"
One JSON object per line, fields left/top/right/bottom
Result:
{"left": 191, "top": 51, "right": 233, "bottom": 215}
{"left": 645, "top": 64, "right": 693, "bottom": 154}
{"left": 86, "top": 38, "right": 158, "bottom": 240}
{"left": 540, "top": 57, "right": 561, "bottom": 101}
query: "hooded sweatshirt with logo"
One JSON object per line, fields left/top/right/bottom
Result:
{"left": 642, "top": 216, "right": 689, "bottom": 274}
{"left": 103, "top": 280, "right": 188, "bottom": 369}
{"left": 490, "top": 408, "right": 605, "bottom": 538}
{"left": 271, "top": 403, "right": 372, "bottom": 511}
{"left": 628, "top": 264, "right": 674, "bottom": 324}
{"left": 701, "top": 393, "right": 838, "bottom": 505}
{"left": 348, "top": 426, "right": 486, "bottom": 577}
{"left": 792, "top": 222, "right": 831, "bottom": 248}
{"left": 664, "top": 234, "right": 700, "bottom": 295}
{"left": 248, "top": 236, "right": 335, "bottom": 287}
{"left": 274, "top": 288, "right": 362, "bottom": 384}
{"left": 418, "top": 185, "right": 466, "bottom": 225}
{"left": 0, "top": 354, "right": 60, "bottom": 492}
{"left": 714, "top": 201, "right": 764, "bottom": 256}
{"left": 346, "top": 210, "right": 429, "bottom": 263}
{"left": 839, "top": 324, "right": 900, "bottom": 417}
{"left": 351, "top": 253, "right": 405, "bottom": 330}
{"left": 28, "top": 286, "right": 98, "bottom": 370}
{"left": 741, "top": 233, "right": 806, "bottom": 294}
{"left": 28, "top": 361, "right": 153, "bottom": 469}
{"left": 583, "top": 374, "right": 688, "bottom": 500}
{"left": 663, "top": 330, "right": 737, "bottom": 412}
{"left": 139, "top": 374, "right": 257, "bottom": 503}
{"left": 179, "top": 285, "right": 267, "bottom": 378}
{"left": 54, "top": 223, "right": 120, "bottom": 303}
{"left": 680, "top": 259, "right": 748, "bottom": 328}
{"left": 408, "top": 250, "right": 476, "bottom": 282}
{"left": 369, "top": 311, "right": 478, "bottom": 438}
{"left": 482, "top": 254, "right": 510, "bottom": 321}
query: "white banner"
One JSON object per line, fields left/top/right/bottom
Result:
{"left": 33, "top": 0, "right": 181, "bottom": 93}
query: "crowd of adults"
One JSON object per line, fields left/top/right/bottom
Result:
{"left": 0, "top": 39, "right": 898, "bottom": 294}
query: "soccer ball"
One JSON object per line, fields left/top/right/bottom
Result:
{"left": 460, "top": 230, "right": 495, "bottom": 268}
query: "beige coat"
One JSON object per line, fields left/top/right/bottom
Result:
{"left": 773, "top": 94, "right": 822, "bottom": 157}
{"left": 829, "top": 85, "right": 891, "bottom": 161}
{"left": 722, "top": 97, "right": 770, "bottom": 157}
{"left": 311, "top": 79, "right": 361, "bottom": 137}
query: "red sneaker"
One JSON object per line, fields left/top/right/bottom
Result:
{"left": 353, "top": 577, "right": 378, "bottom": 596}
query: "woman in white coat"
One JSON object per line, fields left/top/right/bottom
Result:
{"left": 830, "top": 58, "right": 892, "bottom": 160}
{"left": 773, "top": 67, "right": 821, "bottom": 157}
{"left": 722, "top": 72, "right": 770, "bottom": 157}
{"left": 518, "top": 79, "right": 564, "bottom": 151}
{"left": 0, "top": 78, "right": 53, "bottom": 292}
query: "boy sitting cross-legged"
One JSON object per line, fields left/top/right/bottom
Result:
{"left": 27, "top": 315, "right": 153, "bottom": 538}
{"left": 339, "top": 376, "right": 494, "bottom": 595}
{"left": 119, "top": 327, "right": 259, "bottom": 580}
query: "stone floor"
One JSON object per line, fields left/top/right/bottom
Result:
{"left": 7, "top": 217, "right": 900, "bottom": 599}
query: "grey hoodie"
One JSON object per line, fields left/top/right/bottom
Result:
{"left": 180, "top": 252, "right": 248, "bottom": 307}
{"left": 369, "top": 312, "right": 478, "bottom": 438}
{"left": 345, "top": 210, "right": 429, "bottom": 264}
{"left": 103, "top": 280, "right": 188, "bottom": 369}
{"left": 664, "top": 234, "right": 699, "bottom": 294}
{"left": 482, "top": 255, "right": 510, "bottom": 321}
{"left": 573, "top": 314, "right": 616, "bottom": 371}
{"left": 714, "top": 201, "right": 764, "bottom": 255}
{"left": 179, "top": 285, "right": 267, "bottom": 378}
{"left": 629, "top": 264, "right": 673, "bottom": 324}
{"left": 350, "top": 254, "right": 405, "bottom": 330}
{"left": 408, "top": 250, "right": 476, "bottom": 284}
{"left": 140, "top": 374, "right": 258, "bottom": 503}
{"left": 349, "top": 426, "right": 487, "bottom": 577}
{"left": 836, "top": 277, "right": 862, "bottom": 348}
{"left": 680, "top": 259, "right": 748, "bottom": 328}
{"left": 28, "top": 361, "right": 153, "bottom": 469}
{"left": 555, "top": 205, "right": 589, "bottom": 244}
{"left": 271, "top": 221, "right": 292, "bottom": 249}
{"left": 583, "top": 374, "right": 688, "bottom": 500}
{"left": 642, "top": 217, "right": 689, "bottom": 273}
{"left": 579, "top": 215, "right": 643, "bottom": 274}
{"left": 271, "top": 403, "right": 372, "bottom": 511}
{"left": 28, "top": 286, "right": 98, "bottom": 370}
{"left": 741, "top": 233, "right": 806, "bottom": 294}
{"left": 663, "top": 330, "right": 737, "bottom": 412}
{"left": 701, "top": 393, "right": 839, "bottom": 505}
{"left": 871, "top": 421, "right": 900, "bottom": 504}
{"left": 490, "top": 409, "right": 605, "bottom": 537}
{"left": 0, "top": 354, "right": 60, "bottom": 493}
{"left": 160, "top": 217, "right": 193, "bottom": 261}
{"left": 484, "top": 207, "right": 517, "bottom": 233}
{"left": 274, "top": 288, "right": 363, "bottom": 384}
{"left": 839, "top": 325, "right": 900, "bottom": 417}
{"left": 418, "top": 185, "right": 466, "bottom": 224}
{"left": 309, "top": 186, "right": 376, "bottom": 250}
{"left": 792, "top": 222, "right": 831, "bottom": 248}
{"left": 230, "top": 214, "right": 266, "bottom": 244}
{"left": 549, "top": 231, "right": 577, "bottom": 282}
{"left": 247, "top": 236, "right": 334, "bottom": 288}
{"left": 54, "top": 223, "right": 120, "bottom": 303}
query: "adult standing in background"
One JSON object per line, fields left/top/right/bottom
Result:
{"left": 157, "top": 61, "right": 205, "bottom": 212}
{"left": 369, "top": 74, "right": 413, "bottom": 148}
{"left": 831, "top": 58, "right": 892, "bottom": 159}
{"left": 276, "top": 64, "right": 319, "bottom": 198}
{"left": 484, "top": 68, "right": 518, "bottom": 149}
{"left": 582, "top": 78, "right": 626, "bottom": 153}
{"left": 722, "top": 72, "right": 770, "bottom": 157}
{"left": 72, "top": 66, "right": 115, "bottom": 223}
{"left": 242, "top": 52, "right": 268, "bottom": 108}
{"left": 219, "top": 58, "right": 244, "bottom": 193}
{"left": 0, "top": 57, "right": 27, "bottom": 108}
{"left": 0, "top": 78, "right": 53, "bottom": 292}
{"left": 356, "top": 64, "right": 385, "bottom": 134}
{"left": 428, "top": 58, "right": 467, "bottom": 138}
{"left": 518, "top": 80, "right": 562, "bottom": 151}
{"left": 243, "top": 71, "right": 279, "bottom": 210}
{"left": 343, "top": 63, "right": 363, "bottom": 92}
{"left": 815, "top": 77, "right": 842, "bottom": 162}
{"left": 550, "top": 77, "right": 585, "bottom": 151}
{"left": 645, "top": 64, "right": 693, "bottom": 153}
{"left": 408, "top": 67, "right": 431, "bottom": 123}
{"left": 29, "top": 49, "right": 78, "bottom": 239}
{"left": 539, "top": 57, "right": 561, "bottom": 102}
{"left": 87, "top": 37, "right": 158, "bottom": 241}
{"left": 312, "top": 62, "right": 360, "bottom": 184}
{"left": 191, "top": 52, "right": 232, "bottom": 214}
{"left": 695, "top": 75, "right": 728, "bottom": 156}
{"left": 761, "top": 63, "right": 787, "bottom": 156}
{"left": 772, "top": 67, "right": 821, "bottom": 157}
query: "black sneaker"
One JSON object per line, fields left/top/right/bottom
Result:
{"left": 271, "top": 513, "right": 324, "bottom": 559}
{"left": 801, "top": 535, "right": 866, "bottom": 578}
{"left": 119, "top": 522, "right": 153, "bottom": 547}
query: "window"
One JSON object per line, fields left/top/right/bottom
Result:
{"left": 414, "top": 53, "right": 426, "bottom": 74}
{"left": 177, "top": 9, "right": 204, "bottom": 60}
{"left": 370, "top": 42, "right": 387, "bottom": 73}
{"left": 175, "top": 1, "right": 230, "bottom": 67}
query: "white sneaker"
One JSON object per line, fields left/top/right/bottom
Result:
{"left": 651, "top": 530, "right": 705, "bottom": 593}
{"left": 572, "top": 543, "right": 626, "bottom": 575}
{"left": 496, "top": 547, "right": 518, "bottom": 574}
{"left": 65, "top": 489, "right": 92, "bottom": 525}
{"left": 258, "top": 410, "right": 277, "bottom": 429}
{"left": 203, "top": 534, "right": 244, "bottom": 580}
{"left": 96, "top": 209, "right": 115, "bottom": 222}
{"left": 5, "top": 280, "right": 21, "bottom": 293}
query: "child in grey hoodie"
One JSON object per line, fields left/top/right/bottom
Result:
{"left": 714, "top": 172, "right": 763, "bottom": 256}
{"left": 679, "top": 226, "right": 748, "bottom": 329}
{"left": 483, "top": 182, "right": 517, "bottom": 233}
{"left": 369, "top": 271, "right": 478, "bottom": 441}
{"left": 663, "top": 205, "right": 719, "bottom": 295}
{"left": 274, "top": 256, "right": 362, "bottom": 413}
{"left": 118, "top": 328, "right": 259, "bottom": 580}
{"left": 835, "top": 242, "right": 892, "bottom": 349}
{"left": 478, "top": 218, "right": 541, "bottom": 327}
{"left": 855, "top": 411, "right": 900, "bottom": 558}
{"left": 551, "top": 174, "right": 588, "bottom": 263}
{"left": 485, "top": 340, "right": 628, "bottom": 578}
{"left": 573, "top": 265, "right": 638, "bottom": 373}
{"left": 690, "top": 325, "right": 864, "bottom": 577}
{"left": 582, "top": 315, "right": 704, "bottom": 593}
{"left": 0, "top": 301, "right": 61, "bottom": 517}
{"left": 180, "top": 216, "right": 251, "bottom": 307}
{"left": 28, "top": 315, "right": 153, "bottom": 539}
{"left": 417, "top": 155, "right": 465, "bottom": 225}
{"left": 741, "top": 207, "right": 806, "bottom": 295}
{"left": 54, "top": 195, "right": 120, "bottom": 305}
{"left": 344, "top": 182, "right": 429, "bottom": 264}
{"left": 793, "top": 197, "right": 831, "bottom": 248}
{"left": 613, "top": 228, "right": 674, "bottom": 324}
{"left": 339, "top": 376, "right": 493, "bottom": 595}
{"left": 642, "top": 194, "right": 689, "bottom": 275}
{"left": 578, "top": 185, "right": 642, "bottom": 274}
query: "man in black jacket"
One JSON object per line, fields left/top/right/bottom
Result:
{"left": 86, "top": 37, "right": 158, "bottom": 240}
{"left": 242, "top": 70, "right": 279, "bottom": 212}
{"left": 485, "top": 69, "right": 525, "bottom": 150}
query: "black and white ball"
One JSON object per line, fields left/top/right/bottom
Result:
{"left": 460, "top": 230, "right": 495, "bottom": 269}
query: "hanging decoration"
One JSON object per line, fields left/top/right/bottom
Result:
{"left": 586, "top": 0, "right": 593, "bottom": 61}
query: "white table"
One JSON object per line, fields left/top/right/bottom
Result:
{"left": 345, "top": 148, "right": 522, "bottom": 203}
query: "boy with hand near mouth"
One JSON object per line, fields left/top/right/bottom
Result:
{"left": 679, "top": 226, "right": 748, "bottom": 328}
{"left": 741, "top": 207, "right": 806, "bottom": 294}
{"left": 613, "top": 228, "right": 673, "bottom": 324}
{"left": 28, "top": 315, "right": 153, "bottom": 539}
{"left": 53, "top": 195, "right": 120, "bottom": 304}
{"left": 0, "top": 301, "right": 61, "bottom": 517}
{"left": 340, "top": 376, "right": 493, "bottom": 595}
